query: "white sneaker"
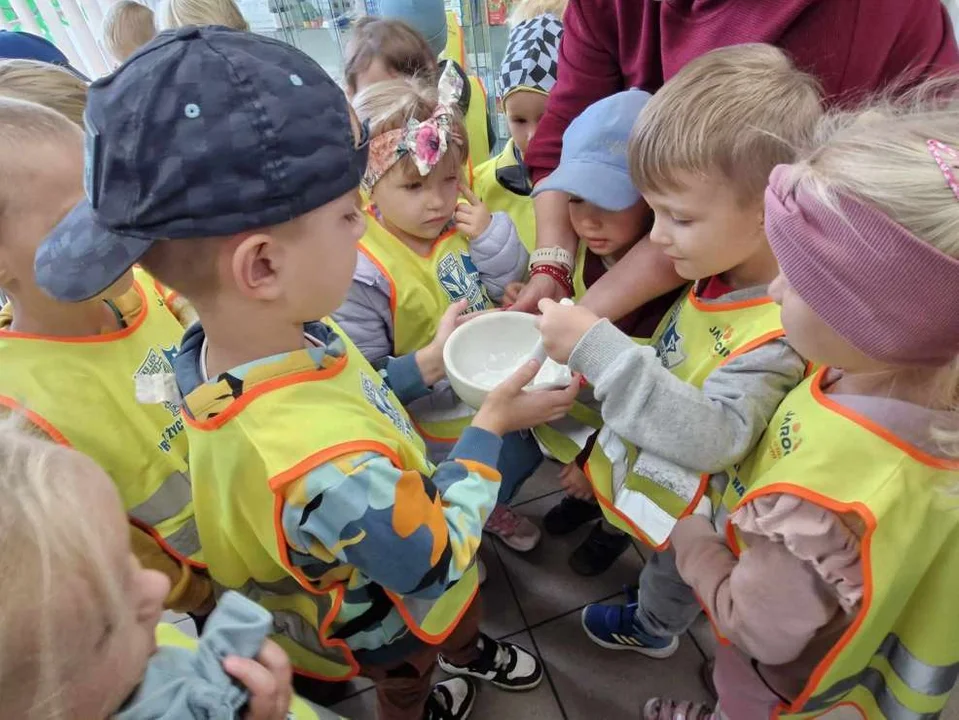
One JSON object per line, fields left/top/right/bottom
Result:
{"left": 423, "top": 678, "right": 476, "bottom": 720}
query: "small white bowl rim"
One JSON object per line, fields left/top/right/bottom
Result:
{"left": 443, "top": 311, "right": 539, "bottom": 394}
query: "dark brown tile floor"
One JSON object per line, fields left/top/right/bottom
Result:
{"left": 165, "top": 460, "right": 959, "bottom": 719}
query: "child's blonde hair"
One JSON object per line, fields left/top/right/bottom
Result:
{"left": 508, "top": 0, "right": 567, "bottom": 26}
{"left": 777, "top": 88, "right": 959, "bottom": 455}
{"left": 0, "top": 59, "right": 87, "bottom": 126}
{"left": 343, "top": 17, "right": 438, "bottom": 96}
{"left": 352, "top": 76, "right": 470, "bottom": 177}
{"left": 630, "top": 43, "right": 822, "bottom": 204}
{"left": 101, "top": 0, "right": 156, "bottom": 64}
{"left": 0, "top": 418, "right": 126, "bottom": 719}
{"left": 162, "top": 0, "right": 249, "bottom": 31}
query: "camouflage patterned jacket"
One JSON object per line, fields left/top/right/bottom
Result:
{"left": 175, "top": 321, "right": 501, "bottom": 666}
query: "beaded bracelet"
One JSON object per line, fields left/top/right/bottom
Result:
{"left": 529, "top": 262, "right": 574, "bottom": 298}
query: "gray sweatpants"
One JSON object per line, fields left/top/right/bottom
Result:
{"left": 633, "top": 546, "right": 702, "bottom": 638}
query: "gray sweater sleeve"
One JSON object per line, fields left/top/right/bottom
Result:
{"left": 568, "top": 319, "right": 806, "bottom": 473}
{"left": 468, "top": 211, "right": 528, "bottom": 303}
{"left": 331, "top": 253, "right": 395, "bottom": 365}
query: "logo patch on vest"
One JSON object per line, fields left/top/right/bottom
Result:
{"left": 360, "top": 372, "right": 415, "bottom": 439}
{"left": 436, "top": 251, "right": 489, "bottom": 313}
{"left": 656, "top": 305, "right": 686, "bottom": 370}
{"left": 134, "top": 345, "right": 181, "bottom": 417}
{"left": 708, "top": 325, "right": 735, "bottom": 359}
{"left": 770, "top": 410, "right": 803, "bottom": 460}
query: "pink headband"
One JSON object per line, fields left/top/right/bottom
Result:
{"left": 765, "top": 164, "right": 959, "bottom": 367}
{"left": 361, "top": 63, "right": 465, "bottom": 192}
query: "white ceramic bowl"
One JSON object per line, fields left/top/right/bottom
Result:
{"left": 443, "top": 311, "right": 543, "bottom": 410}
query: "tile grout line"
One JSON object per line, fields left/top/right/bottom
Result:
{"left": 492, "top": 540, "right": 571, "bottom": 720}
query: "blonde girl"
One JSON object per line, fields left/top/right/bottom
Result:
{"left": 649, "top": 94, "right": 959, "bottom": 719}
{"left": 0, "top": 422, "right": 300, "bottom": 719}
{"left": 333, "top": 69, "right": 547, "bottom": 554}
{"left": 162, "top": 0, "right": 248, "bottom": 31}
{"left": 507, "top": 0, "right": 567, "bottom": 26}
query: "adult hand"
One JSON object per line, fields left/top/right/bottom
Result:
{"left": 473, "top": 360, "right": 580, "bottom": 436}
{"left": 535, "top": 298, "right": 601, "bottom": 365}
{"left": 559, "top": 462, "right": 594, "bottom": 501}
{"left": 224, "top": 640, "right": 293, "bottom": 720}
{"left": 416, "top": 300, "right": 468, "bottom": 386}
{"left": 510, "top": 272, "right": 568, "bottom": 314}
{"left": 455, "top": 184, "right": 493, "bottom": 239}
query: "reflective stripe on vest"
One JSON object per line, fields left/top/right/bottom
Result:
{"left": 186, "top": 324, "right": 478, "bottom": 679}
{"left": 0, "top": 268, "right": 201, "bottom": 567}
{"left": 723, "top": 370, "right": 959, "bottom": 720}
{"left": 800, "top": 633, "right": 959, "bottom": 718}
{"left": 585, "top": 288, "right": 783, "bottom": 547}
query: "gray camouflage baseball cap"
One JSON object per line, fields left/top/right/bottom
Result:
{"left": 36, "top": 25, "right": 368, "bottom": 302}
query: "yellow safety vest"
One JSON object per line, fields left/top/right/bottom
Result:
{"left": 0, "top": 268, "right": 202, "bottom": 567}
{"left": 359, "top": 213, "right": 494, "bottom": 445}
{"left": 471, "top": 138, "right": 536, "bottom": 254}
{"left": 154, "top": 623, "right": 331, "bottom": 719}
{"left": 443, "top": 10, "right": 466, "bottom": 66}
{"left": 584, "top": 287, "right": 784, "bottom": 548}
{"left": 718, "top": 368, "right": 959, "bottom": 720}
{"left": 184, "top": 325, "right": 479, "bottom": 681}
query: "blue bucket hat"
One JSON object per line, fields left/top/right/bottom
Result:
{"left": 35, "top": 26, "right": 368, "bottom": 303}
{"left": 533, "top": 88, "right": 652, "bottom": 212}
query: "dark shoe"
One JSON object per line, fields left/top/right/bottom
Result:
{"left": 543, "top": 496, "right": 602, "bottom": 535}
{"left": 568, "top": 522, "right": 631, "bottom": 576}
{"left": 424, "top": 678, "right": 477, "bottom": 720}
{"left": 701, "top": 657, "right": 717, "bottom": 700}
{"left": 438, "top": 633, "right": 543, "bottom": 691}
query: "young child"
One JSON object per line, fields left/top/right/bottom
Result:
{"left": 0, "top": 58, "right": 86, "bottom": 124}
{"left": 162, "top": 0, "right": 249, "bottom": 30}
{"left": 336, "top": 69, "right": 544, "bottom": 554}
{"left": 102, "top": 0, "right": 156, "bottom": 66}
{"left": 471, "top": 7, "right": 564, "bottom": 253}
{"left": 344, "top": 11, "right": 494, "bottom": 176}
{"left": 0, "top": 92, "right": 212, "bottom": 617}
{"left": 0, "top": 421, "right": 324, "bottom": 720}
{"left": 536, "top": 44, "right": 820, "bottom": 657}
{"left": 518, "top": 89, "right": 685, "bottom": 577}
{"left": 35, "top": 27, "right": 577, "bottom": 720}
{"left": 646, "top": 91, "right": 959, "bottom": 720}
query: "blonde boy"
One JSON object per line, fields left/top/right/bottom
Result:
{"left": 102, "top": 0, "right": 157, "bottom": 65}
{"left": 0, "top": 96, "right": 211, "bottom": 616}
{"left": 37, "top": 28, "right": 576, "bottom": 720}
{"left": 536, "top": 44, "right": 821, "bottom": 657}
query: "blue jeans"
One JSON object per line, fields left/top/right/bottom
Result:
{"left": 496, "top": 430, "right": 543, "bottom": 504}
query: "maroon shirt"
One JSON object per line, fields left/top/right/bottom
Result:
{"left": 527, "top": 0, "right": 959, "bottom": 183}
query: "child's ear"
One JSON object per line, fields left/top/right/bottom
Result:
{"left": 230, "top": 232, "right": 284, "bottom": 302}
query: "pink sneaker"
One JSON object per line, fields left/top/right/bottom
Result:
{"left": 484, "top": 503, "right": 542, "bottom": 552}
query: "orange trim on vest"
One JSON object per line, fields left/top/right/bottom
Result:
{"left": 385, "top": 584, "right": 479, "bottom": 645}
{"left": 0, "top": 395, "right": 72, "bottom": 446}
{"left": 810, "top": 367, "right": 959, "bottom": 471}
{"left": 270, "top": 493, "right": 361, "bottom": 681}
{"left": 0, "top": 281, "right": 150, "bottom": 342}
{"left": 184, "top": 361, "right": 349, "bottom": 431}
{"left": 685, "top": 286, "right": 776, "bottom": 313}
{"left": 129, "top": 516, "right": 207, "bottom": 570}
{"left": 582, "top": 460, "right": 709, "bottom": 552}
{"left": 729, "top": 482, "right": 877, "bottom": 718}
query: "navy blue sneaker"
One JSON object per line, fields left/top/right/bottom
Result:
{"left": 581, "top": 602, "right": 679, "bottom": 658}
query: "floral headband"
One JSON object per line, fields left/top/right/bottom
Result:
{"left": 362, "top": 62, "right": 465, "bottom": 192}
